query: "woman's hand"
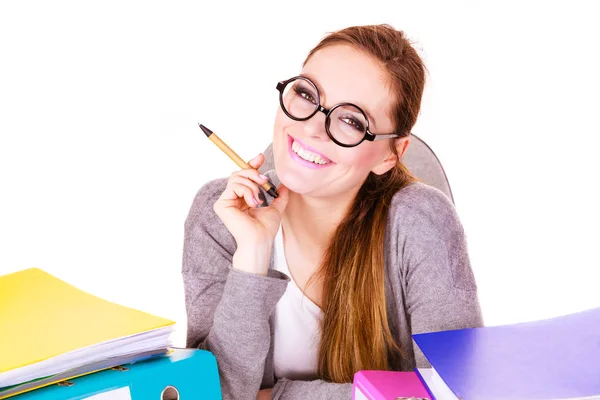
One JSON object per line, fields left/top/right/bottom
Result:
{"left": 213, "top": 153, "right": 289, "bottom": 275}
{"left": 257, "top": 388, "right": 272, "bottom": 400}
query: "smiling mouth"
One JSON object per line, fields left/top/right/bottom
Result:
{"left": 289, "top": 136, "right": 333, "bottom": 165}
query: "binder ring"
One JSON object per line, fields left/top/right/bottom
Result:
{"left": 161, "top": 385, "right": 180, "bottom": 400}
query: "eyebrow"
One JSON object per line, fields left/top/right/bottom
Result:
{"left": 299, "top": 73, "right": 379, "bottom": 130}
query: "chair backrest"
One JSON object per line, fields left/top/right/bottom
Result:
{"left": 258, "top": 134, "right": 454, "bottom": 204}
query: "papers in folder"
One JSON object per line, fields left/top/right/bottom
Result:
{"left": 0, "top": 268, "right": 175, "bottom": 396}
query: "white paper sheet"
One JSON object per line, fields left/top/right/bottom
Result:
{"left": 84, "top": 386, "right": 131, "bottom": 400}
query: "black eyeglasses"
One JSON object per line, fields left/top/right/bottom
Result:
{"left": 276, "top": 76, "right": 401, "bottom": 148}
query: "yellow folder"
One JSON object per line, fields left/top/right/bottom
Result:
{"left": 0, "top": 268, "right": 175, "bottom": 378}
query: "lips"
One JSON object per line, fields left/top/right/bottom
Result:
{"left": 288, "top": 135, "right": 333, "bottom": 163}
{"left": 286, "top": 134, "right": 335, "bottom": 170}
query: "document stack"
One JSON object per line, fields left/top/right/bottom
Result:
{"left": 0, "top": 268, "right": 176, "bottom": 398}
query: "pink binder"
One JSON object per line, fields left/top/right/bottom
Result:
{"left": 352, "top": 370, "right": 433, "bottom": 400}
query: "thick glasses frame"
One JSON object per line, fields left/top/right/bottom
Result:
{"left": 276, "top": 76, "right": 401, "bottom": 148}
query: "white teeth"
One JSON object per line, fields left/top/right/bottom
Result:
{"left": 291, "top": 140, "right": 330, "bottom": 165}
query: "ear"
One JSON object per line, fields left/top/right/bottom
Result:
{"left": 371, "top": 136, "right": 411, "bottom": 175}
{"left": 396, "top": 135, "right": 411, "bottom": 159}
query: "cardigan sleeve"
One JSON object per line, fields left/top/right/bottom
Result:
{"left": 182, "top": 178, "right": 289, "bottom": 400}
{"left": 394, "top": 184, "right": 484, "bottom": 367}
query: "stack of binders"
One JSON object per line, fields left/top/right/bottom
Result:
{"left": 0, "top": 268, "right": 221, "bottom": 399}
{"left": 8, "top": 348, "right": 221, "bottom": 400}
{"left": 353, "top": 306, "right": 600, "bottom": 400}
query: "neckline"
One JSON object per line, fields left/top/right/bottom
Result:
{"left": 275, "top": 224, "right": 322, "bottom": 313}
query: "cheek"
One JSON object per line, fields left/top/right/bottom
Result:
{"left": 272, "top": 110, "right": 289, "bottom": 154}
{"left": 337, "top": 144, "right": 384, "bottom": 170}
{"left": 273, "top": 109, "right": 289, "bottom": 134}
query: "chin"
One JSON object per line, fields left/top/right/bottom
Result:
{"left": 275, "top": 165, "right": 314, "bottom": 195}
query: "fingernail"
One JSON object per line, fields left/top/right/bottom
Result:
{"left": 259, "top": 174, "right": 268, "bottom": 180}
{"left": 253, "top": 197, "right": 259, "bottom": 205}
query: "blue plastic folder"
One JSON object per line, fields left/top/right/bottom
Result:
{"left": 11, "top": 348, "right": 221, "bottom": 400}
{"left": 413, "top": 306, "right": 600, "bottom": 400}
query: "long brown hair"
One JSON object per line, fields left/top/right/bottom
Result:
{"left": 305, "top": 24, "right": 427, "bottom": 383}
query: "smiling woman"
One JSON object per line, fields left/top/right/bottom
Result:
{"left": 182, "top": 24, "right": 483, "bottom": 400}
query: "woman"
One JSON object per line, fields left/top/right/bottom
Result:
{"left": 183, "top": 24, "right": 483, "bottom": 400}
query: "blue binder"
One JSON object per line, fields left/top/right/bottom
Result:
{"left": 413, "top": 306, "right": 600, "bottom": 400}
{"left": 10, "top": 348, "right": 222, "bottom": 399}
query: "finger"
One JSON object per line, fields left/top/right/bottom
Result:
{"left": 228, "top": 170, "right": 268, "bottom": 203}
{"left": 230, "top": 182, "right": 260, "bottom": 208}
{"left": 214, "top": 197, "right": 248, "bottom": 220}
{"left": 229, "top": 176, "right": 263, "bottom": 204}
{"left": 231, "top": 168, "right": 269, "bottom": 187}
{"left": 219, "top": 175, "right": 260, "bottom": 206}
{"left": 269, "top": 184, "right": 289, "bottom": 214}
{"left": 215, "top": 189, "right": 248, "bottom": 213}
{"left": 247, "top": 153, "right": 264, "bottom": 170}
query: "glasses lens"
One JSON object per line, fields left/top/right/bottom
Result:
{"left": 328, "top": 105, "right": 367, "bottom": 146}
{"left": 281, "top": 78, "right": 319, "bottom": 119}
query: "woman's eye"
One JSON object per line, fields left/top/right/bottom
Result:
{"left": 293, "top": 87, "right": 317, "bottom": 104}
{"left": 300, "top": 92, "right": 316, "bottom": 103}
{"left": 342, "top": 117, "right": 364, "bottom": 132}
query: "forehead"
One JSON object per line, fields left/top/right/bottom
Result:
{"left": 301, "top": 44, "right": 393, "bottom": 129}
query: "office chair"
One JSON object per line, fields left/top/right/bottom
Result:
{"left": 258, "top": 134, "right": 454, "bottom": 204}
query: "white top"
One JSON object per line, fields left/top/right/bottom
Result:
{"left": 272, "top": 223, "right": 323, "bottom": 380}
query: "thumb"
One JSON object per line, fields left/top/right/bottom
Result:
{"left": 248, "top": 153, "right": 264, "bottom": 170}
{"left": 269, "top": 184, "right": 289, "bottom": 214}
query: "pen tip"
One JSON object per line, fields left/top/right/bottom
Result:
{"left": 198, "top": 123, "right": 213, "bottom": 138}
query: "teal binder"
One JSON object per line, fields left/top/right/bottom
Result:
{"left": 11, "top": 348, "right": 221, "bottom": 399}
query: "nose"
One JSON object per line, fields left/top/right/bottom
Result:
{"left": 302, "top": 110, "right": 329, "bottom": 142}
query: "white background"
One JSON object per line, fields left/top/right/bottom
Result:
{"left": 1, "top": 0, "right": 598, "bottom": 347}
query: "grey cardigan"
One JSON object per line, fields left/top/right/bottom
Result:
{"left": 182, "top": 170, "right": 483, "bottom": 400}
